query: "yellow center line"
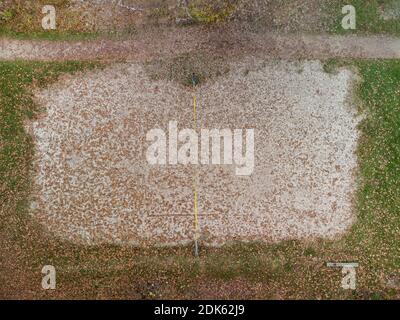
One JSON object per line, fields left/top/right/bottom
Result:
{"left": 193, "top": 94, "right": 197, "bottom": 128}
{"left": 193, "top": 92, "right": 200, "bottom": 243}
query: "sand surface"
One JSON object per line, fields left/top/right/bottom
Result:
{"left": 28, "top": 59, "right": 360, "bottom": 246}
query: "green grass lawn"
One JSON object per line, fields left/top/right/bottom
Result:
{"left": 0, "top": 60, "right": 399, "bottom": 299}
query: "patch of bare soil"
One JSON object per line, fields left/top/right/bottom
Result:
{"left": 233, "top": 0, "right": 332, "bottom": 33}
{"left": 188, "top": 278, "right": 272, "bottom": 299}
{"left": 68, "top": 0, "right": 332, "bottom": 33}
{"left": 27, "top": 59, "right": 360, "bottom": 246}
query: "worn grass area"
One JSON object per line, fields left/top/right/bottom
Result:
{"left": 0, "top": 0, "right": 399, "bottom": 40}
{"left": 0, "top": 0, "right": 137, "bottom": 40}
{"left": 0, "top": 59, "right": 399, "bottom": 299}
{"left": 327, "top": 0, "right": 400, "bottom": 35}
{"left": 0, "top": 0, "right": 215, "bottom": 40}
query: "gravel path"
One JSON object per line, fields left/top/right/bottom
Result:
{"left": 1, "top": 28, "right": 400, "bottom": 61}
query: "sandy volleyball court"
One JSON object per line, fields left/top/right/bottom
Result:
{"left": 27, "top": 59, "right": 360, "bottom": 246}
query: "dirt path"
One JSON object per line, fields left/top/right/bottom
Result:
{"left": 1, "top": 27, "right": 400, "bottom": 61}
